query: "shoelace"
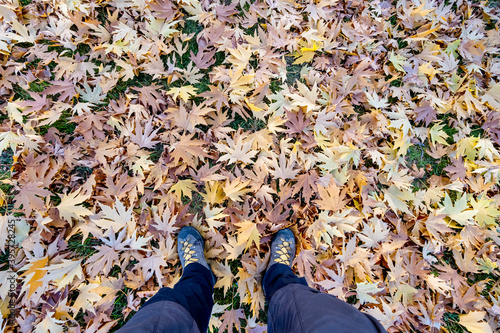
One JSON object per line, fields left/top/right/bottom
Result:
{"left": 181, "top": 240, "right": 200, "bottom": 265}
{"left": 273, "top": 238, "right": 292, "bottom": 265}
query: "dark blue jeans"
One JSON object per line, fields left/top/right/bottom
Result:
{"left": 139, "top": 263, "right": 302, "bottom": 332}
{"left": 141, "top": 263, "right": 214, "bottom": 332}
{"left": 263, "top": 263, "right": 308, "bottom": 301}
{"left": 125, "top": 263, "right": 387, "bottom": 333}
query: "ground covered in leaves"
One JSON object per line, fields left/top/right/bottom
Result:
{"left": 1, "top": 0, "right": 500, "bottom": 332}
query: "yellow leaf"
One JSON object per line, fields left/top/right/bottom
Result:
{"left": 235, "top": 220, "right": 261, "bottom": 250}
{"left": 389, "top": 51, "right": 407, "bottom": 72}
{"left": 440, "top": 193, "right": 478, "bottom": 226}
{"left": 20, "top": 256, "right": 48, "bottom": 299}
{"left": 456, "top": 137, "right": 479, "bottom": 161}
{"left": 384, "top": 185, "right": 413, "bottom": 216}
{"left": 223, "top": 178, "right": 250, "bottom": 202}
{"left": 212, "top": 261, "right": 234, "bottom": 296}
{"left": 411, "top": 26, "right": 440, "bottom": 40}
{"left": 245, "top": 97, "right": 263, "bottom": 112}
{"left": 428, "top": 123, "right": 449, "bottom": 147}
{"left": 459, "top": 311, "right": 493, "bottom": 333}
{"left": 356, "top": 281, "right": 384, "bottom": 304}
{"left": 34, "top": 312, "right": 65, "bottom": 333}
{"left": 168, "top": 179, "right": 197, "bottom": 200}
{"left": 419, "top": 62, "right": 440, "bottom": 82}
{"left": 293, "top": 42, "right": 321, "bottom": 64}
{"left": 204, "top": 204, "right": 228, "bottom": 229}
{"left": 300, "top": 42, "right": 320, "bottom": 53}
{"left": 445, "top": 40, "right": 461, "bottom": 58}
{"left": 470, "top": 194, "right": 500, "bottom": 227}
{"left": 201, "top": 181, "right": 225, "bottom": 205}
{"left": 168, "top": 85, "right": 198, "bottom": 102}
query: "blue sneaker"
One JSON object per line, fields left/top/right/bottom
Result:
{"left": 177, "top": 226, "right": 215, "bottom": 283}
{"left": 269, "top": 228, "right": 296, "bottom": 267}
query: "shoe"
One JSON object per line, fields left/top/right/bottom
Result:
{"left": 269, "top": 228, "right": 296, "bottom": 267}
{"left": 177, "top": 226, "right": 210, "bottom": 271}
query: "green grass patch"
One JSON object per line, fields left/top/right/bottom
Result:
{"left": 442, "top": 312, "right": 465, "bottom": 333}
{"left": 285, "top": 55, "right": 306, "bottom": 86}
{"left": 0, "top": 150, "right": 14, "bottom": 216}
{"left": 183, "top": 191, "right": 205, "bottom": 217}
{"left": 229, "top": 113, "right": 266, "bottom": 132}
{"left": 13, "top": 83, "right": 33, "bottom": 101}
{"left": 71, "top": 166, "right": 94, "bottom": 184}
{"left": 67, "top": 234, "right": 101, "bottom": 260}
{"left": 406, "top": 143, "right": 450, "bottom": 191}
{"left": 110, "top": 287, "right": 136, "bottom": 332}
{"left": 37, "top": 109, "right": 76, "bottom": 135}
{"left": 29, "top": 80, "right": 51, "bottom": 93}
{"left": 149, "top": 143, "right": 165, "bottom": 163}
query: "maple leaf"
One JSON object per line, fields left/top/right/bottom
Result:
{"left": 93, "top": 199, "right": 134, "bottom": 235}
{"left": 222, "top": 236, "right": 246, "bottom": 260}
{"left": 212, "top": 261, "right": 234, "bottom": 296}
{"left": 190, "top": 49, "right": 216, "bottom": 69}
{"left": 150, "top": 206, "right": 179, "bottom": 237}
{"left": 293, "top": 40, "right": 322, "bottom": 64}
{"left": 34, "top": 312, "right": 65, "bottom": 333}
{"left": 366, "top": 91, "right": 389, "bottom": 109}
{"left": 204, "top": 205, "right": 228, "bottom": 229}
{"left": 135, "top": 84, "right": 166, "bottom": 111}
{"left": 440, "top": 193, "right": 478, "bottom": 226}
{"left": 383, "top": 185, "right": 413, "bottom": 216}
{"left": 77, "top": 82, "right": 107, "bottom": 104}
{"left": 428, "top": 122, "right": 449, "bottom": 147}
{"left": 268, "top": 152, "right": 300, "bottom": 180}
{"left": 358, "top": 219, "right": 390, "bottom": 248}
{"left": 476, "top": 255, "right": 498, "bottom": 274}
{"left": 14, "top": 181, "right": 52, "bottom": 216}
{"left": 168, "top": 85, "right": 198, "bottom": 102}
{"left": 168, "top": 179, "right": 197, "bottom": 200}
{"left": 5, "top": 18, "right": 37, "bottom": 43}
{"left": 86, "top": 245, "right": 120, "bottom": 277}
{"left": 314, "top": 182, "right": 349, "bottom": 212}
{"left": 235, "top": 220, "right": 261, "bottom": 250}
{"left": 139, "top": 249, "right": 168, "bottom": 287}
{"left": 223, "top": 178, "right": 251, "bottom": 202}
{"left": 389, "top": 51, "right": 407, "bottom": 72}
{"left": 20, "top": 256, "right": 48, "bottom": 299}
{"left": 199, "top": 85, "right": 229, "bottom": 110}
{"left": 201, "top": 181, "right": 225, "bottom": 205}
{"left": 169, "top": 134, "right": 208, "bottom": 167}
{"left": 459, "top": 311, "right": 493, "bottom": 333}
{"left": 286, "top": 81, "right": 320, "bottom": 112}
{"left": 456, "top": 137, "right": 479, "bottom": 160}
{"left": 215, "top": 133, "right": 258, "bottom": 165}
{"left": 425, "top": 274, "right": 452, "bottom": 295}
{"left": 129, "top": 119, "right": 160, "bottom": 149}
{"left": 414, "top": 102, "right": 437, "bottom": 125}
{"left": 356, "top": 281, "right": 384, "bottom": 304}
{"left": 219, "top": 308, "right": 245, "bottom": 333}
{"left": 469, "top": 194, "right": 500, "bottom": 227}
{"left": 481, "top": 83, "right": 500, "bottom": 109}
{"left": 72, "top": 283, "right": 103, "bottom": 313}
{"left": 40, "top": 259, "right": 84, "bottom": 290}
{"left": 56, "top": 189, "right": 92, "bottom": 225}
{"left": 335, "top": 143, "right": 362, "bottom": 166}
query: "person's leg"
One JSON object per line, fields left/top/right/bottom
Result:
{"left": 117, "top": 226, "right": 215, "bottom": 333}
{"left": 141, "top": 262, "right": 214, "bottom": 332}
{"left": 263, "top": 229, "right": 387, "bottom": 333}
{"left": 262, "top": 263, "right": 307, "bottom": 301}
